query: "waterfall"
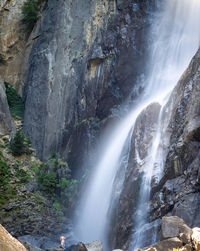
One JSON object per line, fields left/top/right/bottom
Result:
{"left": 74, "top": 0, "right": 200, "bottom": 250}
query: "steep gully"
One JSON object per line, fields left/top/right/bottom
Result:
{"left": 74, "top": 0, "right": 200, "bottom": 250}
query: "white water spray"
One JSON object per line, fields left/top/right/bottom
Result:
{"left": 75, "top": 0, "right": 200, "bottom": 249}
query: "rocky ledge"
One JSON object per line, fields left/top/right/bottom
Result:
{"left": 1, "top": 216, "right": 200, "bottom": 251}
{"left": 136, "top": 216, "right": 200, "bottom": 251}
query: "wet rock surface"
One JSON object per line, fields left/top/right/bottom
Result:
{"left": 112, "top": 47, "right": 200, "bottom": 248}
{"left": 149, "top": 48, "right": 200, "bottom": 226}
{"left": 111, "top": 102, "right": 161, "bottom": 249}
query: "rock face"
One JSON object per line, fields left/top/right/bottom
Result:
{"left": 23, "top": 0, "right": 153, "bottom": 169}
{"left": 0, "top": 0, "right": 26, "bottom": 88}
{"left": 0, "top": 78, "right": 15, "bottom": 136}
{"left": 0, "top": 224, "right": 27, "bottom": 251}
{"left": 112, "top": 47, "right": 200, "bottom": 249}
{"left": 110, "top": 103, "right": 161, "bottom": 248}
{"left": 150, "top": 48, "right": 200, "bottom": 225}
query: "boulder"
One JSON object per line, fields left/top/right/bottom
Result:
{"left": 179, "top": 233, "right": 191, "bottom": 245}
{"left": 143, "top": 237, "right": 183, "bottom": 251}
{"left": 85, "top": 241, "right": 102, "bottom": 251}
{"left": 20, "top": 240, "right": 43, "bottom": 251}
{"left": 161, "top": 216, "right": 192, "bottom": 239}
{"left": 47, "top": 242, "right": 87, "bottom": 251}
{"left": 192, "top": 227, "right": 200, "bottom": 251}
{"left": 0, "top": 224, "right": 27, "bottom": 251}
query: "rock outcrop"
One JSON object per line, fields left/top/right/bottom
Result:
{"left": 86, "top": 241, "right": 103, "bottom": 251}
{"left": 137, "top": 216, "right": 200, "bottom": 251}
{"left": 112, "top": 47, "right": 200, "bottom": 249}
{"left": 0, "top": 224, "right": 27, "bottom": 251}
{"left": 150, "top": 48, "right": 200, "bottom": 225}
{"left": 47, "top": 242, "right": 87, "bottom": 251}
{"left": 110, "top": 102, "right": 162, "bottom": 248}
{"left": 192, "top": 228, "right": 200, "bottom": 251}
{"left": 0, "top": 78, "right": 15, "bottom": 136}
{"left": 24, "top": 240, "right": 102, "bottom": 251}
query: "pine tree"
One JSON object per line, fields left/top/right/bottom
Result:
{"left": 10, "top": 130, "right": 31, "bottom": 156}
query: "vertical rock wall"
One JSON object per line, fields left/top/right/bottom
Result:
{"left": 0, "top": 78, "right": 15, "bottom": 136}
{"left": 0, "top": 0, "right": 27, "bottom": 89}
{"left": 23, "top": 0, "right": 153, "bottom": 172}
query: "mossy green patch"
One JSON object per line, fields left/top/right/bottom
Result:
{"left": 4, "top": 82, "right": 24, "bottom": 119}
{"left": 21, "top": 0, "right": 46, "bottom": 32}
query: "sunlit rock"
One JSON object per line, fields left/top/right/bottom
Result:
{"left": 143, "top": 237, "right": 183, "bottom": 251}
{"left": 192, "top": 228, "right": 200, "bottom": 251}
{"left": 0, "top": 224, "right": 27, "bottom": 251}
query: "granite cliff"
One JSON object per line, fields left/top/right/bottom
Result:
{"left": 0, "top": 0, "right": 200, "bottom": 250}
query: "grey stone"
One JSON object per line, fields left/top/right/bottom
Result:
{"left": 0, "top": 78, "right": 15, "bottom": 136}
{"left": 20, "top": 240, "right": 43, "bottom": 251}
{"left": 171, "top": 193, "right": 200, "bottom": 228}
{"left": 86, "top": 241, "right": 102, "bottom": 251}
{"left": 47, "top": 242, "right": 88, "bottom": 251}
{"left": 161, "top": 216, "right": 192, "bottom": 239}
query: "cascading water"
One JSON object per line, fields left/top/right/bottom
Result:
{"left": 75, "top": 0, "right": 200, "bottom": 250}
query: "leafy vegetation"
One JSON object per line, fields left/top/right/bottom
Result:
{"left": 14, "top": 165, "right": 31, "bottom": 183}
{"left": 4, "top": 82, "right": 24, "bottom": 119}
{"left": 21, "top": 0, "right": 46, "bottom": 32}
{"left": 33, "top": 156, "right": 78, "bottom": 208}
{"left": 0, "top": 159, "right": 11, "bottom": 186}
{"left": 0, "top": 156, "right": 18, "bottom": 205}
{"left": 9, "top": 130, "right": 32, "bottom": 156}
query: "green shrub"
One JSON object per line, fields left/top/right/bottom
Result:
{"left": 0, "top": 159, "right": 11, "bottom": 185}
{"left": 9, "top": 130, "right": 32, "bottom": 156}
{"left": 53, "top": 200, "right": 61, "bottom": 212}
{"left": 14, "top": 165, "right": 31, "bottom": 183}
{"left": 0, "top": 185, "right": 17, "bottom": 206}
{"left": 4, "top": 82, "right": 24, "bottom": 119}
{"left": 21, "top": 0, "right": 46, "bottom": 32}
{"left": 33, "top": 156, "right": 78, "bottom": 207}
